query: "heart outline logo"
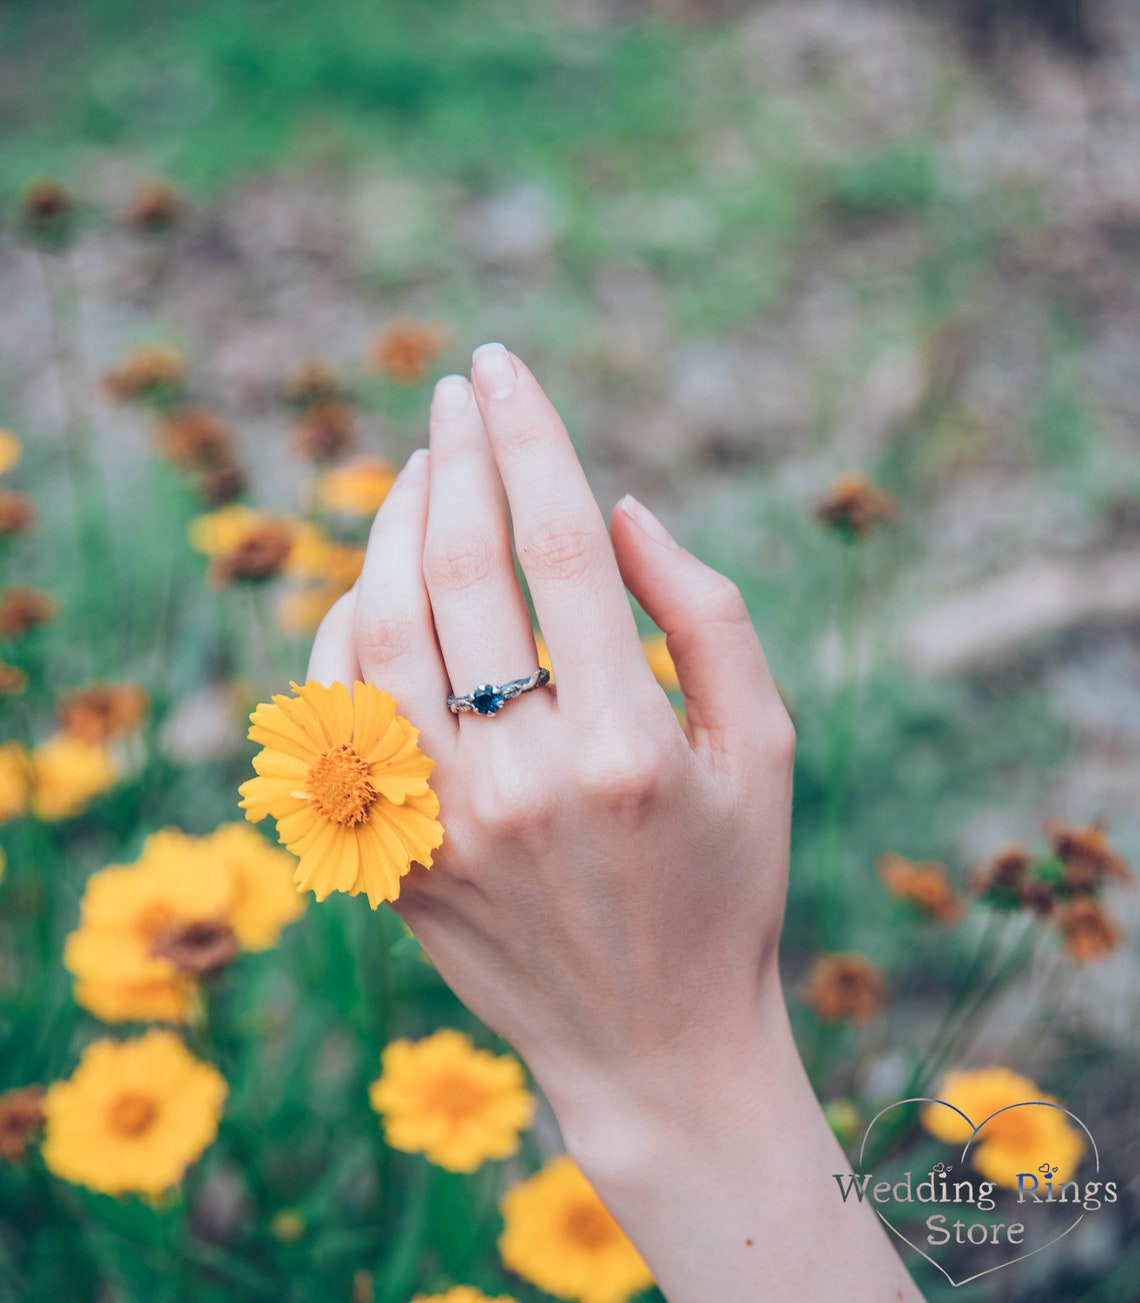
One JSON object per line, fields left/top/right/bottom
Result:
{"left": 857, "top": 1096, "right": 1100, "bottom": 1288}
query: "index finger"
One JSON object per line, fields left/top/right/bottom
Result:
{"left": 468, "top": 343, "right": 657, "bottom": 718}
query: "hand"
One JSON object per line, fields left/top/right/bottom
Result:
{"left": 307, "top": 342, "right": 794, "bottom": 1132}
{"left": 307, "top": 344, "right": 923, "bottom": 1302}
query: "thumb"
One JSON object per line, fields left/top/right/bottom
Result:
{"left": 610, "top": 493, "right": 791, "bottom": 769}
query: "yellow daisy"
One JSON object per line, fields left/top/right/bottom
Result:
{"left": 314, "top": 459, "right": 398, "bottom": 517}
{"left": 369, "top": 1030, "right": 534, "bottom": 1172}
{"left": 206, "top": 822, "right": 305, "bottom": 950}
{"left": 412, "top": 1290, "right": 517, "bottom": 1303}
{"left": 64, "top": 832, "right": 233, "bottom": 1023}
{"left": 29, "top": 735, "right": 117, "bottom": 821}
{"left": 499, "top": 1155, "right": 653, "bottom": 1303}
{"left": 640, "top": 633, "right": 678, "bottom": 692}
{"left": 0, "top": 430, "right": 21, "bottom": 476}
{"left": 41, "top": 1031, "right": 226, "bottom": 1197}
{"left": 0, "top": 742, "right": 30, "bottom": 824}
{"left": 238, "top": 680, "right": 443, "bottom": 908}
{"left": 922, "top": 1067, "right": 1086, "bottom": 1188}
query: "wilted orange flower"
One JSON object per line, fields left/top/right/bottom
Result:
{"left": 294, "top": 401, "right": 356, "bottom": 462}
{"left": 0, "top": 493, "right": 36, "bottom": 537}
{"left": 154, "top": 407, "right": 234, "bottom": 471}
{"left": 0, "top": 663, "right": 27, "bottom": 694}
{"left": 369, "top": 1029, "right": 535, "bottom": 1172}
{"left": 1046, "top": 821, "right": 1132, "bottom": 895}
{"left": 41, "top": 1031, "right": 227, "bottom": 1197}
{"left": 315, "top": 458, "right": 398, "bottom": 516}
{"left": 239, "top": 680, "right": 444, "bottom": 908}
{"left": 814, "top": 474, "right": 898, "bottom": 537}
{"left": 29, "top": 735, "right": 118, "bottom": 821}
{"left": 196, "top": 460, "right": 247, "bottom": 506}
{"left": 0, "top": 431, "right": 21, "bottom": 476}
{"left": 923, "top": 1067, "right": 1085, "bottom": 1189}
{"left": 103, "top": 345, "right": 187, "bottom": 405}
{"left": 0, "top": 586, "right": 59, "bottom": 639}
{"left": 126, "top": 179, "right": 183, "bottom": 233}
{"left": 970, "top": 845, "right": 1055, "bottom": 915}
{"left": 498, "top": 1155, "right": 654, "bottom": 1303}
{"left": 803, "top": 952, "right": 886, "bottom": 1025}
{"left": 368, "top": 320, "right": 449, "bottom": 383}
{"left": 1056, "top": 897, "right": 1123, "bottom": 963}
{"left": 878, "top": 852, "right": 963, "bottom": 924}
{"left": 0, "top": 1086, "right": 45, "bottom": 1163}
{"left": 59, "top": 681, "right": 149, "bottom": 744}
{"left": 21, "top": 181, "right": 75, "bottom": 246}
{"left": 282, "top": 359, "right": 347, "bottom": 409}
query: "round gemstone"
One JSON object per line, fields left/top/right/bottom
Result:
{"left": 472, "top": 688, "right": 504, "bottom": 715}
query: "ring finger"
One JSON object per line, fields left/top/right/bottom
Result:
{"left": 423, "top": 374, "right": 548, "bottom": 720}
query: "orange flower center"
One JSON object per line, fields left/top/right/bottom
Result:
{"left": 563, "top": 1201, "right": 617, "bottom": 1249}
{"left": 422, "top": 1070, "right": 486, "bottom": 1121}
{"left": 108, "top": 1092, "right": 158, "bottom": 1136}
{"left": 307, "top": 744, "right": 378, "bottom": 826}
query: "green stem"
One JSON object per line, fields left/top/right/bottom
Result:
{"left": 38, "top": 250, "right": 117, "bottom": 657}
{"left": 815, "top": 538, "right": 862, "bottom": 951}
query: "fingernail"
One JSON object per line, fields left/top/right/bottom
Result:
{"left": 472, "top": 341, "right": 516, "bottom": 399}
{"left": 432, "top": 374, "right": 470, "bottom": 419}
{"left": 618, "top": 493, "right": 677, "bottom": 548}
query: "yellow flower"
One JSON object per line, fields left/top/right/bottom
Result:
{"left": 412, "top": 1290, "right": 517, "bottom": 1303}
{"left": 922, "top": 1067, "right": 1086, "bottom": 1188}
{"left": 239, "top": 680, "right": 443, "bottom": 908}
{"left": 0, "top": 430, "right": 21, "bottom": 476}
{"left": 207, "top": 822, "right": 305, "bottom": 950}
{"left": 277, "top": 587, "right": 343, "bottom": 636}
{"left": 41, "top": 1030, "right": 226, "bottom": 1197}
{"left": 189, "top": 505, "right": 301, "bottom": 585}
{"left": 64, "top": 831, "right": 233, "bottom": 1023}
{"left": 315, "top": 459, "right": 398, "bottom": 516}
{"left": 0, "top": 743, "right": 30, "bottom": 824}
{"left": 29, "top": 735, "right": 117, "bottom": 821}
{"left": 640, "top": 633, "right": 678, "bottom": 692}
{"left": 499, "top": 1155, "right": 653, "bottom": 1303}
{"left": 369, "top": 1030, "right": 534, "bottom": 1172}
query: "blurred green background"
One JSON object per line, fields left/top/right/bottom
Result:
{"left": 1, "top": 0, "right": 1138, "bottom": 1300}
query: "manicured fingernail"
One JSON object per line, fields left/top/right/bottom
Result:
{"left": 472, "top": 341, "right": 516, "bottom": 399}
{"left": 432, "top": 374, "right": 470, "bottom": 419}
{"left": 618, "top": 493, "right": 677, "bottom": 548}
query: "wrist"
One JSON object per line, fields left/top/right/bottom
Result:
{"left": 546, "top": 967, "right": 797, "bottom": 1192}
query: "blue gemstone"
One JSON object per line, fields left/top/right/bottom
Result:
{"left": 472, "top": 689, "right": 504, "bottom": 715}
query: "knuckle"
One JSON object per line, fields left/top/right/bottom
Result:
{"left": 354, "top": 610, "right": 417, "bottom": 664}
{"left": 423, "top": 531, "right": 501, "bottom": 594}
{"left": 577, "top": 738, "right": 662, "bottom": 810}
{"left": 519, "top": 519, "right": 602, "bottom": 583}
{"left": 767, "top": 709, "right": 797, "bottom": 767}
{"left": 697, "top": 573, "right": 752, "bottom": 628}
{"left": 470, "top": 770, "right": 549, "bottom": 837}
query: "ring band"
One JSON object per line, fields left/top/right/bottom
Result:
{"left": 447, "top": 668, "right": 551, "bottom": 717}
